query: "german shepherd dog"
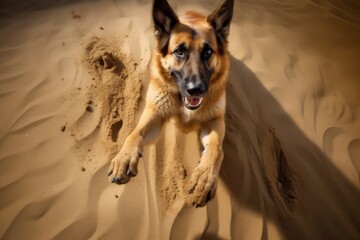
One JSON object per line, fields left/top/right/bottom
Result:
{"left": 108, "top": 0, "right": 234, "bottom": 207}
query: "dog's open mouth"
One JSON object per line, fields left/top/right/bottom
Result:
{"left": 183, "top": 96, "right": 203, "bottom": 110}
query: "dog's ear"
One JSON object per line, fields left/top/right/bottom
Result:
{"left": 207, "top": 0, "right": 234, "bottom": 54}
{"left": 152, "top": 0, "right": 179, "bottom": 55}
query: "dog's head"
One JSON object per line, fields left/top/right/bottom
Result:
{"left": 152, "top": 0, "right": 234, "bottom": 110}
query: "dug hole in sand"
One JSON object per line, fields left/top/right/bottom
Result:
{"left": 83, "top": 36, "right": 191, "bottom": 212}
{"left": 0, "top": 0, "right": 359, "bottom": 239}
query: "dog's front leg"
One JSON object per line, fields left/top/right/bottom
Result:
{"left": 108, "top": 107, "right": 163, "bottom": 184}
{"left": 186, "top": 117, "right": 225, "bottom": 207}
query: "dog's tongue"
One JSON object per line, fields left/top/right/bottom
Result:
{"left": 186, "top": 97, "right": 201, "bottom": 107}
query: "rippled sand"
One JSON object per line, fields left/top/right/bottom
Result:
{"left": 0, "top": 0, "right": 359, "bottom": 239}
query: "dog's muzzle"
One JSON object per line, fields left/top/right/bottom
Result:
{"left": 182, "top": 79, "right": 206, "bottom": 110}
{"left": 171, "top": 71, "right": 207, "bottom": 110}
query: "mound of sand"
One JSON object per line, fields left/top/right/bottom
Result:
{"left": 0, "top": 0, "right": 359, "bottom": 239}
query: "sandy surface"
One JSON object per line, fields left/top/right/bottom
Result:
{"left": 0, "top": 0, "right": 359, "bottom": 239}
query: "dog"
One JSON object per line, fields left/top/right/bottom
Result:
{"left": 108, "top": 0, "right": 234, "bottom": 207}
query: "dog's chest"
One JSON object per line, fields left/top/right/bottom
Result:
{"left": 180, "top": 107, "right": 199, "bottom": 123}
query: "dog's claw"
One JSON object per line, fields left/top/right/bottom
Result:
{"left": 108, "top": 170, "right": 113, "bottom": 177}
{"left": 127, "top": 169, "right": 137, "bottom": 177}
{"left": 126, "top": 169, "right": 135, "bottom": 177}
{"left": 115, "top": 177, "right": 123, "bottom": 184}
{"left": 206, "top": 191, "right": 212, "bottom": 202}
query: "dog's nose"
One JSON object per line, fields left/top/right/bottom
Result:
{"left": 186, "top": 82, "right": 205, "bottom": 96}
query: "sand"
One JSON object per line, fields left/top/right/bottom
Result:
{"left": 0, "top": 0, "right": 359, "bottom": 239}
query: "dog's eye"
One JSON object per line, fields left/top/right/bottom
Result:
{"left": 174, "top": 48, "right": 185, "bottom": 58}
{"left": 203, "top": 47, "right": 214, "bottom": 59}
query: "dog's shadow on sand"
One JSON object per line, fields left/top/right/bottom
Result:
{"left": 195, "top": 57, "right": 360, "bottom": 240}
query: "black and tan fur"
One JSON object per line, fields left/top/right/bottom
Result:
{"left": 108, "top": 0, "right": 234, "bottom": 207}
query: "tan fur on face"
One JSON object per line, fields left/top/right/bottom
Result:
{"left": 151, "top": 11, "right": 230, "bottom": 131}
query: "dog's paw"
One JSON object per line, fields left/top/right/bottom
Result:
{"left": 186, "top": 164, "right": 218, "bottom": 208}
{"left": 108, "top": 149, "right": 142, "bottom": 184}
